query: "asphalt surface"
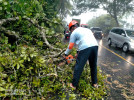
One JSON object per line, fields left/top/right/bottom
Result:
{"left": 97, "top": 37, "right": 134, "bottom": 100}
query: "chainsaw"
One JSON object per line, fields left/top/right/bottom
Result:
{"left": 58, "top": 55, "right": 76, "bottom": 66}
{"left": 64, "top": 55, "right": 75, "bottom": 64}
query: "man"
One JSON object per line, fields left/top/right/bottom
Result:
{"left": 64, "top": 20, "right": 99, "bottom": 89}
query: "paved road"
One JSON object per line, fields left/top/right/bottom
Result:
{"left": 97, "top": 38, "right": 134, "bottom": 100}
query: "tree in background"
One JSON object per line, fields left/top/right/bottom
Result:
{"left": 87, "top": 14, "right": 117, "bottom": 35}
{"left": 42, "top": 0, "right": 72, "bottom": 20}
{"left": 72, "top": 0, "right": 99, "bottom": 15}
{"left": 100, "top": 0, "right": 134, "bottom": 27}
{"left": 56, "top": 0, "right": 73, "bottom": 20}
{"left": 72, "top": 0, "right": 134, "bottom": 27}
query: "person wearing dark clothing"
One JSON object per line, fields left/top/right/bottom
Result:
{"left": 64, "top": 20, "right": 99, "bottom": 89}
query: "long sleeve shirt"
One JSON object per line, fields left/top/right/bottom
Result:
{"left": 65, "top": 27, "right": 98, "bottom": 55}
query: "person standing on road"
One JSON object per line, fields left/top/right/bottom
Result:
{"left": 64, "top": 20, "right": 99, "bottom": 89}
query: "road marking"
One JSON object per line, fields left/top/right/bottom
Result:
{"left": 100, "top": 44, "right": 134, "bottom": 66}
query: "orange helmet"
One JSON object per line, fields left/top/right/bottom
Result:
{"left": 68, "top": 20, "right": 78, "bottom": 30}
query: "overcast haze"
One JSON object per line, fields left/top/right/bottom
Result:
{"left": 66, "top": 9, "right": 108, "bottom": 24}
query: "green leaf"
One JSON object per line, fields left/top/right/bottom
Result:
{"left": 19, "top": 16, "right": 22, "bottom": 21}
{"left": 37, "top": 41, "right": 43, "bottom": 46}
{"left": 20, "top": 64, "right": 24, "bottom": 68}
{"left": 7, "top": 77, "right": 11, "bottom": 82}
{"left": 2, "top": 74, "right": 7, "bottom": 78}
{"left": 0, "top": 66, "right": 4, "bottom": 72}
{"left": 19, "top": 60, "right": 24, "bottom": 63}
{"left": 28, "top": 57, "right": 30, "bottom": 61}
{"left": 12, "top": 63, "right": 17, "bottom": 67}
{"left": 17, "top": 63, "right": 20, "bottom": 69}
{"left": 30, "top": 54, "right": 34, "bottom": 58}
{"left": 0, "top": 87, "right": 5, "bottom": 91}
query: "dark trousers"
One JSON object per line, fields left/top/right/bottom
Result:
{"left": 72, "top": 46, "right": 98, "bottom": 87}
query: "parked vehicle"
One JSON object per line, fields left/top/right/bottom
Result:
{"left": 90, "top": 27, "right": 103, "bottom": 39}
{"left": 108, "top": 27, "right": 134, "bottom": 52}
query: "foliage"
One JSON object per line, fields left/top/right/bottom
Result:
{"left": 0, "top": 0, "right": 108, "bottom": 99}
{"left": 0, "top": 45, "right": 57, "bottom": 99}
{"left": 0, "top": 0, "right": 63, "bottom": 50}
{"left": 0, "top": 34, "right": 108, "bottom": 99}
{"left": 72, "top": 0, "right": 99, "bottom": 15}
{"left": 0, "top": 44, "right": 108, "bottom": 99}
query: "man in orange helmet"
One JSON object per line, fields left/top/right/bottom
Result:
{"left": 64, "top": 20, "right": 99, "bottom": 89}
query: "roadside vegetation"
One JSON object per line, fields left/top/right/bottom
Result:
{"left": 0, "top": 0, "right": 109, "bottom": 99}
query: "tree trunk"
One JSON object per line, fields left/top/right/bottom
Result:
{"left": 114, "top": 17, "right": 119, "bottom": 27}
{"left": 113, "top": 0, "right": 119, "bottom": 27}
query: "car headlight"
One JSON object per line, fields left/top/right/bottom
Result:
{"left": 130, "top": 39, "right": 134, "bottom": 42}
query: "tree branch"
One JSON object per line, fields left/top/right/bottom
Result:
{"left": 22, "top": 17, "right": 61, "bottom": 51}
{"left": 0, "top": 17, "right": 19, "bottom": 26}
{"left": 39, "top": 73, "right": 58, "bottom": 78}
{"left": 0, "top": 17, "right": 62, "bottom": 51}
{"left": 0, "top": 26, "right": 19, "bottom": 38}
{"left": 44, "top": 48, "right": 65, "bottom": 59}
{"left": 49, "top": 48, "right": 66, "bottom": 58}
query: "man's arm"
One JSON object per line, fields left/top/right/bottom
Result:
{"left": 65, "top": 42, "right": 74, "bottom": 55}
{"left": 64, "top": 33, "right": 76, "bottom": 55}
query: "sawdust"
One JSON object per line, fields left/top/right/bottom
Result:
{"left": 116, "top": 84, "right": 125, "bottom": 88}
{"left": 122, "top": 90, "right": 134, "bottom": 99}
{"left": 100, "top": 63, "right": 108, "bottom": 67}
{"left": 123, "top": 75, "right": 131, "bottom": 79}
{"left": 113, "top": 80, "right": 119, "bottom": 84}
{"left": 129, "top": 82, "right": 134, "bottom": 87}
{"left": 129, "top": 88, "right": 134, "bottom": 94}
{"left": 111, "top": 68, "right": 121, "bottom": 72}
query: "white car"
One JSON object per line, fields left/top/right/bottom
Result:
{"left": 108, "top": 27, "right": 134, "bottom": 52}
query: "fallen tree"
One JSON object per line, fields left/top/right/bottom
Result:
{"left": 0, "top": 0, "right": 108, "bottom": 99}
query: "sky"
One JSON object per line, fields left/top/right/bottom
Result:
{"left": 65, "top": 9, "right": 134, "bottom": 29}
{"left": 65, "top": 9, "right": 108, "bottom": 24}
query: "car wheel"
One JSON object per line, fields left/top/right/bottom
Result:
{"left": 108, "top": 39, "right": 112, "bottom": 46}
{"left": 123, "top": 44, "right": 129, "bottom": 52}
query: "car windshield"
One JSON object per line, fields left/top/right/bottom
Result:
{"left": 126, "top": 30, "right": 134, "bottom": 37}
{"left": 92, "top": 28, "right": 102, "bottom": 31}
